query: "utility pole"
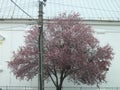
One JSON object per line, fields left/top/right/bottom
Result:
{"left": 38, "top": 1, "right": 44, "bottom": 90}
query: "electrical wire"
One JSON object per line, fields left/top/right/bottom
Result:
{"left": 10, "top": 0, "right": 34, "bottom": 20}
{"left": 1, "top": 0, "right": 119, "bottom": 13}
{"left": 0, "top": 1, "right": 36, "bottom": 10}
{"left": 47, "top": 1, "right": 120, "bottom": 13}
{"left": 0, "top": 0, "right": 120, "bottom": 21}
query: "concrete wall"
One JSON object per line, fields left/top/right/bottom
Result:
{"left": 92, "top": 23, "right": 120, "bottom": 87}
{"left": 0, "top": 23, "right": 37, "bottom": 86}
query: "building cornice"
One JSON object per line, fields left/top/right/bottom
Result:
{"left": 0, "top": 18, "right": 120, "bottom": 26}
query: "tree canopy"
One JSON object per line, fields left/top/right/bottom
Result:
{"left": 8, "top": 13, "right": 113, "bottom": 90}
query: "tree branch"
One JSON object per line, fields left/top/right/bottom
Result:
{"left": 53, "top": 65, "right": 59, "bottom": 86}
{"left": 47, "top": 65, "right": 59, "bottom": 87}
{"left": 48, "top": 69, "right": 57, "bottom": 87}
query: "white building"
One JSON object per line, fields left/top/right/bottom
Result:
{"left": 0, "top": 0, "right": 120, "bottom": 88}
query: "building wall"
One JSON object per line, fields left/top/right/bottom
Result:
{"left": 0, "top": 23, "right": 38, "bottom": 86}
{"left": 92, "top": 23, "right": 120, "bottom": 87}
{"left": 0, "top": 20, "right": 120, "bottom": 87}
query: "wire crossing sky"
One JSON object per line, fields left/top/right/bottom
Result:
{"left": 0, "top": 0, "right": 120, "bottom": 21}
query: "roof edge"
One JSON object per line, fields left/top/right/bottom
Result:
{"left": 0, "top": 18, "right": 120, "bottom": 26}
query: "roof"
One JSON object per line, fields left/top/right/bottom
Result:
{"left": 0, "top": 0, "right": 120, "bottom": 21}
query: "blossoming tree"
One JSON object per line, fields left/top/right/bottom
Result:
{"left": 8, "top": 13, "right": 113, "bottom": 90}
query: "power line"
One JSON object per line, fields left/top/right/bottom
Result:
{"left": 0, "top": 0, "right": 119, "bottom": 21}
{"left": 10, "top": 0, "right": 34, "bottom": 19}
{"left": 1, "top": 1, "right": 119, "bottom": 13}
{"left": 0, "top": 1, "right": 36, "bottom": 10}
{"left": 47, "top": 1, "right": 120, "bottom": 13}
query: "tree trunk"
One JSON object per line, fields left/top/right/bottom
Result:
{"left": 56, "top": 86, "right": 62, "bottom": 90}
